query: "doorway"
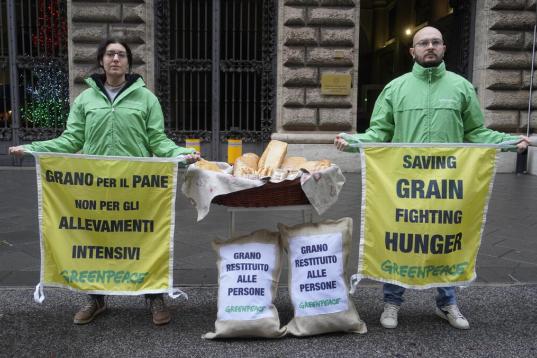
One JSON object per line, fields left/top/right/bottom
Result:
{"left": 357, "top": 0, "right": 475, "bottom": 132}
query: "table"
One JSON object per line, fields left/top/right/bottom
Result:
{"left": 227, "top": 204, "right": 314, "bottom": 238}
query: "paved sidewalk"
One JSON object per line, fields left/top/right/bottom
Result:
{"left": 1, "top": 169, "right": 536, "bottom": 286}
{"left": 1, "top": 285, "right": 536, "bottom": 357}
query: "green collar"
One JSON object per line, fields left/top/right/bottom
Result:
{"left": 85, "top": 75, "right": 144, "bottom": 103}
{"left": 412, "top": 61, "right": 446, "bottom": 81}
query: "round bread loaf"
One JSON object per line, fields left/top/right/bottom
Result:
{"left": 195, "top": 159, "right": 222, "bottom": 172}
{"left": 280, "top": 156, "right": 307, "bottom": 171}
{"left": 233, "top": 153, "right": 259, "bottom": 177}
{"left": 300, "top": 159, "right": 331, "bottom": 173}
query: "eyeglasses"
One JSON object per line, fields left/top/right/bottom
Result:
{"left": 105, "top": 51, "right": 127, "bottom": 59}
{"left": 414, "top": 39, "right": 444, "bottom": 48}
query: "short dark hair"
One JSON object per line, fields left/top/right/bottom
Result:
{"left": 97, "top": 38, "right": 133, "bottom": 72}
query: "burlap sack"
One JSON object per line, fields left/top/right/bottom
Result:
{"left": 279, "top": 218, "right": 367, "bottom": 336}
{"left": 203, "top": 230, "right": 286, "bottom": 339}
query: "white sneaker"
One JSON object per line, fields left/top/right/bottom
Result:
{"left": 380, "top": 303, "right": 400, "bottom": 329}
{"left": 436, "top": 304, "right": 470, "bottom": 330}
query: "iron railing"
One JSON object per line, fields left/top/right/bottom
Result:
{"left": 0, "top": 0, "right": 69, "bottom": 157}
{"left": 156, "top": 0, "right": 276, "bottom": 158}
{"left": 1, "top": 0, "right": 12, "bottom": 142}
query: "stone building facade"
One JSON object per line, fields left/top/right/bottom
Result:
{"left": 474, "top": 0, "right": 536, "bottom": 132}
{"left": 68, "top": 0, "right": 156, "bottom": 100}
{"left": 272, "top": 0, "right": 360, "bottom": 170}
{"left": 65, "top": 0, "right": 537, "bottom": 172}
{"left": 472, "top": 0, "right": 537, "bottom": 172}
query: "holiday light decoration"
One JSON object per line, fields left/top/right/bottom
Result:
{"left": 21, "top": 0, "right": 69, "bottom": 128}
{"left": 32, "top": 0, "right": 67, "bottom": 56}
{"left": 21, "top": 61, "right": 69, "bottom": 128}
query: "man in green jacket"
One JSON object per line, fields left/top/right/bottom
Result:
{"left": 10, "top": 39, "right": 199, "bottom": 326}
{"left": 335, "top": 26, "right": 529, "bottom": 330}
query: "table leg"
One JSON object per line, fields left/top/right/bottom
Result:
{"left": 229, "top": 210, "right": 236, "bottom": 238}
{"left": 303, "top": 207, "right": 313, "bottom": 223}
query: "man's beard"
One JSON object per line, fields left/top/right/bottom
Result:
{"left": 416, "top": 54, "right": 443, "bottom": 68}
{"left": 419, "top": 59, "right": 443, "bottom": 68}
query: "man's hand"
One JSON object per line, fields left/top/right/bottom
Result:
{"left": 334, "top": 135, "right": 349, "bottom": 152}
{"left": 8, "top": 146, "right": 26, "bottom": 157}
{"left": 516, "top": 136, "right": 530, "bottom": 153}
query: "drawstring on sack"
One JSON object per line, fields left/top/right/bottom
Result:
{"left": 33, "top": 283, "right": 45, "bottom": 303}
{"left": 349, "top": 274, "right": 361, "bottom": 295}
{"left": 168, "top": 288, "right": 188, "bottom": 300}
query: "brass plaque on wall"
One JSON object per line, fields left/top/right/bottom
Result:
{"left": 321, "top": 73, "right": 351, "bottom": 96}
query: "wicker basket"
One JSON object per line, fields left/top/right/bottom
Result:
{"left": 212, "top": 178, "right": 309, "bottom": 207}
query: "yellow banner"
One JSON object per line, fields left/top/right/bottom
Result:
{"left": 358, "top": 146, "right": 497, "bottom": 288}
{"left": 34, "top": 153, "right": 178, "bottom": 297}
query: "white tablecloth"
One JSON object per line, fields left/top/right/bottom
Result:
{"left": 181, "top": 163, "right": 345, "bottom": 221}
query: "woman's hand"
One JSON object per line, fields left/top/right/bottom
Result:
{"left": 183, "top": 152, "right": 201, "bottom": 164}
{"left": 8, "top": 146, "right": 26, "bottom": 157}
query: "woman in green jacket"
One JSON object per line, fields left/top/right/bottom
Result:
{"left": 9, "top": 39, "right": 199, "bottom": 326}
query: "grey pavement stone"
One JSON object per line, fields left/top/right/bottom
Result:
{"left": 478, "top": 243, "right": 517, "bottom": 258}
{"left": 176, "top": 251, "right": 218, "bottom": 268}
{"left": 0, "top": 252, "right": 39, "bottom": 270}
{"left": 173, "top": 269, "right": 218, "bottom": 286}
{"left": 173, "top": 241, "right": 210, "bottom": 258}
{"left": 476, "top": 254, "right": 522, "bottom": 268}
{"left": 0, "top": 231, "right": 38, "bottom": 243}
{"left": 0, "top": 271, "right": 10, "bottom": 282}
{"left": 0, "top": 271, "right": 39, "bottom": 286}
{"left": 475, "top": 267, "right": 518, "bottom": 283}
{"left": 493, "top": 236, "right": 537, "bottom": 252}
{"left": 509, "top": 267, "right": 537, "bottom": 282}
{"left": 500, "top": 248, "right": 537, "bottom": 266}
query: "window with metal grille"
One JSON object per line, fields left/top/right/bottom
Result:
{"left": 0, "top": 0, "right": 11, "bottom": 140}
{"left": 0, "top": 0, "right": 68, "bottom": 148}
{"left": 156, "top": 0, "right": 276, "bottom": 148}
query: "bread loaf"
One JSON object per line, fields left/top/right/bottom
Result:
{"left": 300, "top": 159, "right": 331, "bottom": 173}
{"left": 233, "top": 153, "right": 259, "bottom": 177}
{"left": 257, "top": 140, "right": 288, "bottom": 177}
{"left": 280, "top": 156, "right": 307, "bottom": 171}
{"left": 195, "top": 159, "right": 222, "bottom": 172}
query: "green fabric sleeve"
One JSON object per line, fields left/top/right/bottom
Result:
{"left": 24, "top": 98, "right": 86, "bottom": 153}
{"left": 462, "top": 86, "right": 519, "bottom": 145}
{"left": 146, "top": 100, "right": 195, "bottom": 157}
{"left": 342, "top": 86, "right": 395, "bottom": 152}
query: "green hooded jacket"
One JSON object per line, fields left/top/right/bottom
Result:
{"left": 343, "top": 62, "right": 519, "bottom": 152}
{"left": 24, "top": 74, "right": 194, "bottom": 158}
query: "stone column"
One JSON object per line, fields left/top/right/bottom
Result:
{"left": 67, "top": 0, "right": 155, "bottom": 101}
{"left": 473, "top": 0, "right": 537, "bottom": 132}
{"left": 273, "top": 0, "right": 361, "bottom": 171}
{"left": 472, "top": 0, "right": 537, "bottom": 173}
